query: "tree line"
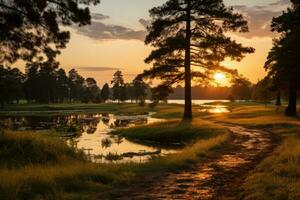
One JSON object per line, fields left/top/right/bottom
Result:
{"left": 0, "top": 65, "right": 148, "bottom": 106}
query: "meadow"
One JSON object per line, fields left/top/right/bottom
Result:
{"left": 0, "top": 102, "right": 300, "bottom": 199}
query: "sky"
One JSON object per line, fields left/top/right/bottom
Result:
{"left": 17, "top": 0, "right": 291, "bottom": 86}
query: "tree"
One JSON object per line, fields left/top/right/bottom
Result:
{"left": 111, "top": 70, "right": 125, "bottom": 102}
{"left": 132, "top": 76, "right": 148, "bottom": 104}
{"left": 230, "top": 77, "right": 253, "bottom": 101}
{"left": 56, "top": 69, "right": 69, "bottom": 103}
{"left": 83, "top": 78, "right": 101, "bottom": 103}
{"left": 252, "top": 77, "right": 275, "bottom": 104}
{"left": 0, "top": 66, "right": 24, "bottom": 107}
{"left": 68, "top": 69, "right": 85, "bottom": 102}
{"left": 141, "top": 0, "right": 254, "bottom": 119}
{"left": 265, "top": 0, "right": 300, "bottom": 116}
{"left": 101, "top": 83, "right": 110, "bottom": 102}
{"left": 0, "top": 0, "right": 100, "bottom": 65}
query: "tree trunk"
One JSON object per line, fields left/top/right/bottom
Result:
{"left": 275, "top": 91, "right": 281, "bottom": 106}
{"left": 285, "top": 84, "right": 297, "bottom": 116}
{"left": 183, "top": 0, "right": 192, "bottom": 120}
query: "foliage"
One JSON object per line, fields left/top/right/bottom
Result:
{"left": 101, "top": 83, "right": 110, "bottom": 102}
{"left": 141, "top": 0, "right": 254, "bottom": 118}
{"left": 0, "top": 0, "right": 100, "bottom": 65}
{"left": 0, "top": 65, "right": 24, "bottom": 106}
{"left": 229, "top": 76, "right": 253, "bottom": 101}
{"left": 265, "top": 0, "right": 300, "bottom": 116}
{"left": 111, "top": 70, "right": 125, "bottom": 102}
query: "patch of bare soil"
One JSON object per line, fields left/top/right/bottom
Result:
{"left": 106, "top": 124, "right": 275, "bottom": 200}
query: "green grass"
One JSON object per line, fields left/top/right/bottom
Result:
{"left": 0, "top": 119, "right": 229, "bottom": 199}
{"left": 242, "top": 137, "right": 300, "bottom": 200}
{"left": 112, "top": 119, "right": 228, "bottom": 146}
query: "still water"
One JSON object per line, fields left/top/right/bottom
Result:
{"left": 0, "top": 101, "right": 230, "bottom": 163}
{"left": 0, "top": 113, "right": 177, "bottom": 163}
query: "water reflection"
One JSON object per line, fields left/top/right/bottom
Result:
{"left": 199, "top": 105, "right": 230, "bottom": 113}
{"left": 0, "top": 113, "right": 176, "bottom": 163}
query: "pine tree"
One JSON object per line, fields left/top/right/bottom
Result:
{"left": 141, "top": 0, "right": 254, "bottom": 119}
{"left": 101, "top": 83, "right": 110, "bottom": 102}
{"left": 265, "top": 0, "right": 300, "bottom": 116}
{"left": 111, "top": 70, "right": 125, "bottom": 102}
{"left": 0, "top": 0, "right": 100, "bottom": 65}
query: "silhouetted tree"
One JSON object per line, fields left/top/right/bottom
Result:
{"left": 132, "top": 76, "right": 148, "bottom": 104}
{"left": 56, "top": 69, "right": 69, "bottom": 103}
{"left": 230, "top": 77, "right": 252, "bottom": 101}
{"left": 141, "top": 0, "right": 254, "bottom": 119}
{"left": 111, "top": 70, "right": 125, "bottom": 102}
{"left": 0, "top": 0, "right": 100, "bottom": 65}
{"left": 68, "top": 69, "right": 85, "bottom": 102}
{"left": 252, "top": 77, "right": 275, "bottom": 104}
{"left": 266, "top": 0, "right": 300, "bottom": 116}
{"left": 83, "top": 78, "right": 101, "bottom": 103}
{"left": 0, "top": 66, "right": 24, "bottom": 106}
{"left": 101, "top": 83, "right": 110, "bottom": 102}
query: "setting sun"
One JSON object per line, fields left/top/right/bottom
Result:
{"left": 214, "top": 73, "right": 226, "bottom": 81}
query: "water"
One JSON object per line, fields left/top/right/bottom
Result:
{"left": 0, "top": 113, "right": 177, "bottom": 163}
{"left": 0, "top": 100, "right": 230, "bottom": 162}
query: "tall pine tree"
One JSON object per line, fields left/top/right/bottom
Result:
{"left": 141, "top": 0, "right": 254, "bottom": 119}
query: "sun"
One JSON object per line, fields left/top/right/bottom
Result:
{"left": 214, "top": 73, "right": 225, "bottom": 81}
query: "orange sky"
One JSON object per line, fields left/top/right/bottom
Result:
{"left": 14, "top": 0, "right": 288, "bottom": 87}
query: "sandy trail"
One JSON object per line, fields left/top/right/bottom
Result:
{"left": 110, "top": 124, "right": 274, "bottom": 200}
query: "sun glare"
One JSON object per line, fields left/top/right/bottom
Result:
{"left": 214, "top": 73, "right": 225, "bottom": 81}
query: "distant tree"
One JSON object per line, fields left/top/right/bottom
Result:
{"left": 101, "top": 83, "right": 110, "bottom": 102}
{"left": 0, "top": 0, "right": 100, "bottom": 65}
{"left": 265, "top": 0, "right": 300, "bottom": 116}
{"left": 141, "top": 0, "right": 254, "bottom": 119}
{"left": 24, "top": 63, "right": 40, "bottom": 103}
{"left": 56, "top": 69, "right": 69, "bottom": 103}
{"left": 132, "top": 76, "right": 148, "bottom": 104}
{"left": 150, "top": 85, "right": 173, "bottom": 108}
{"left": 230, "top": 77, "right": 253, "bottom": 101}
{"left": 83, "top": 78, "right": 101, "bottom": 103}
{"left": 111, "top": 70, "right": 125, "bottom": 102}
{"left": 0, "top": 66, "right": 24, "bottom": 107}
{"left": 252, "top": 77, "right": 275, "bottom": 104}
{"left": 68, "top": 69, "right": 85, "bottom": 102}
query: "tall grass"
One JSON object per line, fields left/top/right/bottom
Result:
{"left": 242, "top": 137, "right": 300, "bottom": 200}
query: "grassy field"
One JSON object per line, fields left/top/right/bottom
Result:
{"left": 0, "top": 103, "right": 186, "bottom": 117}
{"left": 1, "top": 102, "right": 300, "bottom": 199}
{"left": 0, "top": 119, "right": 229, "bottom": 199}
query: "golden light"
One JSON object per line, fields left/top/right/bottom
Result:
{"left": 214, "top": 73, "right": 225, "bottom": 81}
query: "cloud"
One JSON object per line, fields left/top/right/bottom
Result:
{"left": 73, "top": 13, "right": 146, "bottom": 41}
{"left": 77, "top": 67, "right": 122, "bottom": 72}
{"left": 233, "top": 5, "right": 281, "bottom": 38}
{"left": 91, "top": 13, "right": 110, "bottom": 21}
{"left": 232, "top": 0, "right": 291, "bottom": 39}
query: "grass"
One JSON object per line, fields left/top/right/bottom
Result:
{"left": 242, "top": 137, "right": 300, "bottom": 200}
{"left": 203, "top": 102, "right": 300, "bottom": 200}
{"left": 0, "top": 119, "right": 229, "bottom": 199}
{"left": 112, "top": 119, "right": 228, "bottom": 146}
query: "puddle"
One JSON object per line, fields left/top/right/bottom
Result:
{"left": 199, "top": 105, "right": 230, "bottom": 113}
{"left": 0, "top": 113, "right": 178, "bottom": 163}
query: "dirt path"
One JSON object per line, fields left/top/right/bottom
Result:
{"left": 109, "top": 124, "right": 275, "bottom": 200}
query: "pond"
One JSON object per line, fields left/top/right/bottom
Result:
{"left": 0, "top": 113, "right": 178, "bottom": 163}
